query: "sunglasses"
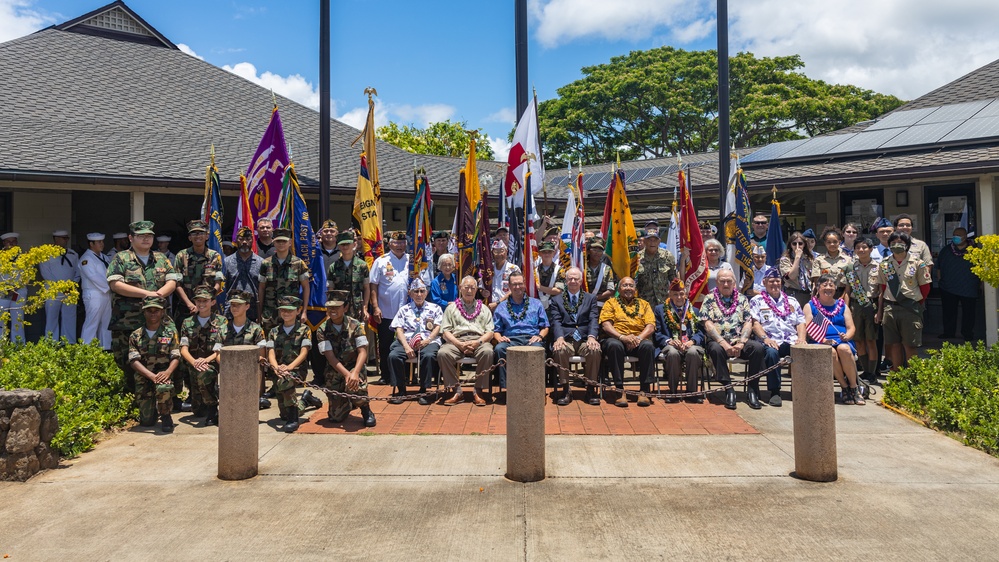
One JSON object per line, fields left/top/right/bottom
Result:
{"left": 753, "top": 221, "right": 768, "bottom": 225}
{"left": 791, "top": 242, "right": 804, "bottom": 246}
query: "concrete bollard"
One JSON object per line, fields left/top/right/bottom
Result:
{"left": 505, "top": 346, "right": 546, "bottom": 482}
{"left": 790, "top": 343, "right": 837, "bottom": 482}
{"left": 218, "top": 345, "right": 261, "bottom": 480}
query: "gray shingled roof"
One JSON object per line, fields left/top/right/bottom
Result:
{"left": 0, "top": 25, "right": 499, "bottom": 194}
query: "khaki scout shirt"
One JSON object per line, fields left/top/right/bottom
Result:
{"left": 811, "top": 252, "right": 851, "bottom": 288}
{"left": 870, "top": 252, "right": 931, "bottom": 303}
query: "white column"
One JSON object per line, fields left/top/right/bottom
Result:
{"left": 978, "top": 174, "right": 997, "bottom": 346}
{"left": 130, "top": 191, "right": 145, "bottom": 223}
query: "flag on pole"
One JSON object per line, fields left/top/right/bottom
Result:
{"left": 504, "top": 95, "right": 544, "bottom": 209}
{"left": 765, "top": 187, "right": 785, "bottom": 267}
{"left": 498, "top": 181, "right": 519, "bottom": 265}
{"left": 236, "top": 105, "right": 290, "bottom": 241}
{"left": 455, "top": 167, "right": 477, "bottom": 280}
{"left": 275, "top": 163, "right": 324, "bottom": 329}
{"left": 202, "top": 151, "right": 224, "bottom": 255}
{"left": 522, "top": 169, "right": 539, "bottom": 298}
{"left": 351, "top": 91, "right": 384, "bottom": 267}
{"left": 408, "top": 172, "right": 433, "bottom": 280}
{"left": 665, "top": 198, "right": 680, "bottom": 264}
{"left": 806, "top": 315, "right": 833, "bottom": 344}
{"left": 560, "top": 162, "right": 585, "bottom": 270}
{"left": 679, "top": 167, "right": 709, "bottom": 308}
{"left": 234, "top": 175, "right": 259, "bottom": 254}
{"left": 604, "top": 166, "right": 640, "bottom": 281}
{"left": 571, "top": 164, "right": 586, "bottom": 270}
{"left": 599, "top": 175, "right": 615, "bottom": 240}
{"left": 723, "top": 156, "right": 754, "bottom": 286}
{"left": 477, "top": 187, "right": 495, "bottom": 304}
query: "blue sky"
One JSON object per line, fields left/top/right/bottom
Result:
{"left": 4, "top": 0, "right": 999, "bottom": 160}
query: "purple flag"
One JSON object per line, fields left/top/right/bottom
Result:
{"left": 234, "top": 107, "right": 291, "bottom": 240}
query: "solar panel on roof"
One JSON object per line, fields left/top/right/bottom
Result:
{"left": 915, "top": 100, "right": 991, "bottom": 125}
{"left": 940, "top": 115, "right": 999, "bottom": 143}
{"left": 825, "top": 128, "right": 905, "bottom": 154}
{"left": 777, "top": 133, "right": 856, "bottom": 159}
{"left": 865, "top": 107, "right": 938, "bottom": 130}
{"left": 583, "top": 171, "right": 610, "bottom": 191}
{"left": 648, "top": 165, "right": 670, "bottom": 178}
{"left": 879, "top": 121, "right": 962, "bottom": 148}
{"left": 739, "top": 138, "right": 809, "bottom": 163}
{"left": 628, "top": 167, "right": 653, "bottom": 182}
{"left": 973, "top": 98, "right": 999, "bottom": 118}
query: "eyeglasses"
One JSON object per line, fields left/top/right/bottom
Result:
{"left": 790, "top": 242, "right": 804, "bottom": 246}
{"left": 753, "top": 221, "right": 768, "bottom": 225}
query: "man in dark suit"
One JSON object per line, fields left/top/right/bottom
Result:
{"left": 549, "top": 266, "right": 601, "bottom": 406}
{"left": 654, "top": 279, "right": 706, "bottom": 403}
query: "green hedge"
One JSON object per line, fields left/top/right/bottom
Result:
{"left": 0, "top": 339, "right": 135, "bottom": 458}
{"left": 883, "top": 342, "right": 999, "bottom": 456}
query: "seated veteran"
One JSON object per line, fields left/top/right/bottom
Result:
{"left": 748, "top": 268, "right": 805, "bottom": 407}
{"left": 549, "top": 267, "right": 601, "bottom": 406}
{"left": 599, "top": 276, "right": 657, "bottom": 408}
{"left": 700, "top": 268, "right": 766, "bottom": 410}
{"left": 438, "top": 275, "right": 495, "bottom": 406}
{"left": 387, "top": 278, "right": 443, "bottom": 406}
{"left": 316, "top": 290, "right": 375, "bottom": 427}
{"left": 493, "top": 273, "right": 549, "bottom": 400}
{"left": 128, "top": 296, "right": 181, "bottom": 434}
{"left": 653, "top": 279, "right": 705, "bottom": 404}
{"left": 428, "top": 253, "right": 458, "bottom": 310}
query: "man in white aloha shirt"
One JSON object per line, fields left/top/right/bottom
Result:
{"left": 387, "top": 278, "right": 443, "bottom": 405}
{"left": 748, "top": 267, "right": 806, "bottom": 407}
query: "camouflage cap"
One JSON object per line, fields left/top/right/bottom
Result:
{"left": 321, "top": 219, "right": 338, "bottom": 230}
{"left": 432, "top": 230, "right": 450, "bottom": 240}
{"left": 389, "top": 231, "right": 407, "bottom": 241}
{"left": 192, "top": 285, "right": 214, "bottom": 300}
{"left": 236, "top": 226, "right": 253, "bottom": 238}
{"left": 227, "top": 290, "right": 252, "bottom": 305}
{"left": 187, "top": 219, "right": 208, "bottom": 233}
{"left": 336, "top": 231, "right": 355, "bottom": 245}
{"left": 325, "top": 290, "right": 349, "bottom": 307}
{"left": 587, "top": 236, "right": 605, "bottom": 250}
{"left": 129, "top": 221, "right": 155, "bottom": 235}
{"left": 538, "top": 241, "right": 556, "bottom": 253}
{"left": 543, "top": 226, "right": 560, "bottom": 239}
{"left": 142, "top": 295, "right": 167, "bottom": 309}
{"left": 272, "top": 228, "right": 292, "bottom": 241}
{"left": 276, "top": 295, "right": 302, "bottom": 310}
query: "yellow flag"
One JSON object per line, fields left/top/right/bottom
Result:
{"left": 464, "top": 137, "right": 481, "bottom": 216}
{"left": 351, "top": 95, "right": 383, "bottom": 266}
{"left": 607, "top": 170, "right": 639, "bottom": 280}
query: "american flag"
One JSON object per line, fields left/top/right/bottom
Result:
{"left": 523, "top": 169, "right": 539, "bottom": 298}
{"left": 807, "top": 315, "right": 833, "bottom": 343}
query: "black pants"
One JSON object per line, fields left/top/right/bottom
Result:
{"left": 387, "top": 340, "right": 440, "bottom": 389}
{"left": 309, "top": 332, "right": 327, "bottom": 387}
{"left": 602, "top": 338, "right": 656, "bottom": 388}
{"left": 705, "top": 339, "right": 766, "bottom": 385}
{"left": 941, "top": 290, "right": 977, "bottom": 340}
{"left": 377, "top": 319, "right": 394, "bottom": 381}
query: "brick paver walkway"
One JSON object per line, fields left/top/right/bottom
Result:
{"left": 297, "top": 385, "right": 758, "bottom": 435}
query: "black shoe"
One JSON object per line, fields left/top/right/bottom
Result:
{"left": 688, "top": 397, "right": 705, "bottom": 404}
{"left": 160, "top": 414, "right": 175, "bottom": 433}
{"left": 370, "top": 378, "right": 390, "bottom": 386}
{"left": 585, "top": 387, "right": 601, "bottom": 406}
{"left": 361, "top": 406, "right": 377, "bottom": 427}
{"left": 172, "top": 397, "right": 183, "bottom": 413}
{"left": 263, "top": 389, "right": 276, "bottom": 399}
{"left": 665, "top": 389, "right": 679, "bottom": 404}
{"left": 302, "top": 390, "right": 323, "bottom": 409}
{"left": 284, "top": 406, "right": 300, "bottom": 432}
{"left": 388, "top": 389, "right": 405, "bottom": 405}
{"left": 747, "top": 387, "right": 762, "bottom": 410}
{"left": 724, "top": 388, "right": 737, "bottom": 410}
{"left": 258, "top": 397, "right": 272, "bottom": 410}
{"left": 495, "top": 392, "right": 507, "bottom": 406}
{"left": 204, "top": 405, "right": 218, "bottom": 426}
{"left": 556, "top": 384, "right": 572, "bottom": 406}
{"left": 418, "top": 395, "right": 432, "bottom": 406}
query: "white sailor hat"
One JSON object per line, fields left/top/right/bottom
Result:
{"left": 491, "top": 240, "right": 507, "bottom": 250}
{"left": 155, "top": 235, "right": 171, "bottom": 242}
{"left": 112, "top": 232, "right": 128, "bottom": 240}
{"left": 52, "top": 230, "right": 69, "bottom": 237}
{"left": 86, "top": 233, "right": 106, "bottom": 241}
{"left": 1, "top": 232, "right": 19, "bottom": 241}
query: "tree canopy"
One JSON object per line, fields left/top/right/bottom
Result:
{"left": 537, "top": 47, "right": 906, "bottom": 168}
{"left": 377, "top": 119, "right": 496, "bottom": 160}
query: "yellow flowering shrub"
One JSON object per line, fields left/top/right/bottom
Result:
{"left": 965, "top": 235, "right": 999, "bottom": 288}
{"left": 0, "top": 244, "right": 80, "bottom": 339}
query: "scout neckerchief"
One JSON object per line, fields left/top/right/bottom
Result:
{"left": 797, "top": 255, "right": 812, "bottom": 293}
{"left": 588, "top": 263, "right": 606, "bottom": 296}
{"left": 844, "top": 258, "right": 872, "bottom": 309}
{"left": 879, "top": 255, "right": 906, "bottom": 300}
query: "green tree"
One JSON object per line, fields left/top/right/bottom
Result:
{"left": 537, "top": 47, "right": 906, "bottom": 168}
{"left": 377, "top": 119, "right": 496, "bottom": 160}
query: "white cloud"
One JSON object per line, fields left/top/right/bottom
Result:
{"left": 529, "top": 0, "right": 711, "bottom": 48}
{"left": 222, "top": 61, "right": 322, "bottom": 111}
{"left": 338, "top": 102, "right": 454, "bottom": 131}
{"left": 0, "top": 0, "right": 53, "bottom": 44}
{"left": 177, "top": 43, "right": 204, "bottom": 61}
{"left": 485, "top": 107, "right": 517, "bottom": 125}
{"left": 487, "top": 135, "right": 514, "bottom": 162}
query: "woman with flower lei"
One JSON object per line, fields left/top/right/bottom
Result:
{"left": 653, "top": 278, "right": 707, "bottom": 404}
{"left": 699, "top": 268, "right": 767, "bottom": 410}
{"left": 804, "top": 274, "right": 864, "bottom": 405}
{"left": 437, "top": 275, "right": 495, "bottom": 406}
{"left": 748, "top": 268, "right": 805, "bottom": 407}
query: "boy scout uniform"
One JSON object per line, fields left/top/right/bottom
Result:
{"left": 258, "top": 228, "right": 310, "bottom": 334}
{"left": 179, "top": 286, "right": 226, "bottom": 417}
{"left": 315, "top": 290, "right": 371, "bottom": 423}
{"left": 173, "top": 220, "right": 224, "bottom": 323}
{"left": 266, "top": 295, "right": 312, "bottom": 424}
{"left": 326, "top": 231, "right": 369, "bottom": 321}
{"left": 811, "top": 251, "right": 851, "bottom": 296}
{"left": 844, "top": 258, "right": 878, "bottom": 341}
{"left": 871, "top": 252, "right": 931, "bottom": 347}
{"left": 107, "top": 221, "right": 183, "bottom": 391}
{"left": 128, "top": 296, "right": 180, "bottom": 428}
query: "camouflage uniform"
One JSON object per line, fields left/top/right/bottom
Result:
{"left": 258, "top": 254, "right": 310, "bottom": 334}
{"left": 635, "top": 248, "right": 678, "bottom": 307}
{"left": 222, "top": 319, "right": 266, "bottom": 347}
{"left": 267, "top": 320, "right": 312, "bottom": 411}
{"left": 173, "top": 247, "right": 223, "bottom": 322}
{"left": 180, "top": 312, "right": 226, "bottom": 408}
{"left": 585, "top": 260, "right": 616, "bottom": 298}
{"left": 128, "top": 320, "right": 181, "bottom": 426}
{"left": 327, "top": 256, "right": 369, "bottom": 320}
{"left": 315, "top": 314, "right": 369, "bottom": 422}
{"left": 107, "top": 248, "right": 183, "bottom": 388}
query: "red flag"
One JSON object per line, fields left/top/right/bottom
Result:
{"left": 679, "top": 169, "right": 708, "bottom": 309}
{"left": 807, "top": 315, "right": 833, "bottom": 343}
{"left": 599, "top": 177, "right": 615, "bottom": 239}
{"left": 523, "top": 171, "right": 539, "bottom": 298}
{"left": 235, "top": 174, "right": 258, "bottom": 255}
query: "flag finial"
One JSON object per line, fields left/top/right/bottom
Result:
{"left": 364, "top": 86, "right": 378, "bottom": 99}
{"left": 210, "top": 144, "right": 215, "bottom": 166}
{"left": 271, "top": 89, "right": 276, "bottom": 109}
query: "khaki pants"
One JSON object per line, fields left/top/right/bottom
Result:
{"left": 552, "top": 338, "right": 600, "bottom": 384}
{"left": 438, "top": 335, "right": 494, "bottom": 390}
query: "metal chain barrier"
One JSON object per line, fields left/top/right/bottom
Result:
{"left": 545, "top": 356, "right": 793, "bottom": 400}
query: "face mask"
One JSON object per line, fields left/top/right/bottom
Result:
{"left": 952, "top": 236, "right": 963, "bottom": 245}
{"left": 890, "top": 243, "right": 906, "bottom": 254}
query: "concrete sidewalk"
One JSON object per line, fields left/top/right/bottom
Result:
{"left": 2, "top": 388, "right": 999, "bottom": 561}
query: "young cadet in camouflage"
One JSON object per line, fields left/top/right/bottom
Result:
{"left": 128, "top": 296, "right": 181, "bottom": 433}
{"left": 173, "top": 220, "right": 224, "bottom": 324}
{"left": 180, "top": 286, "right": 226, "bottom": 426}
{"left": 221, "top": 291, "right": 272, "bottom": 411}
{"left": 266, "top": 295, "right": 312, "bottom": 432}
{"left": 315, "top": 290, "right": 375, "bottom": 427}
{"left": 107, "top": 220, "right": 182, "bottom": 395}
{"left": 326, "top": 230, "right": 369, "bottom": 322}
{"left": 257, "top": 228, "right": 311, "bottom": 335}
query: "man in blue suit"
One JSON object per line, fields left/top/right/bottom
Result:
{"left": 549, "top": 267, "right": 602, "bottom": 406}
{"left": 654, "top": 278, "right": 707, "bottom": 403}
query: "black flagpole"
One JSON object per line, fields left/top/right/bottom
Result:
{"left": 319, "top": 0, "right": 331, "bottom": 224}
{"left": 717, "top": 0, "right": 729, "bottom": 247}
